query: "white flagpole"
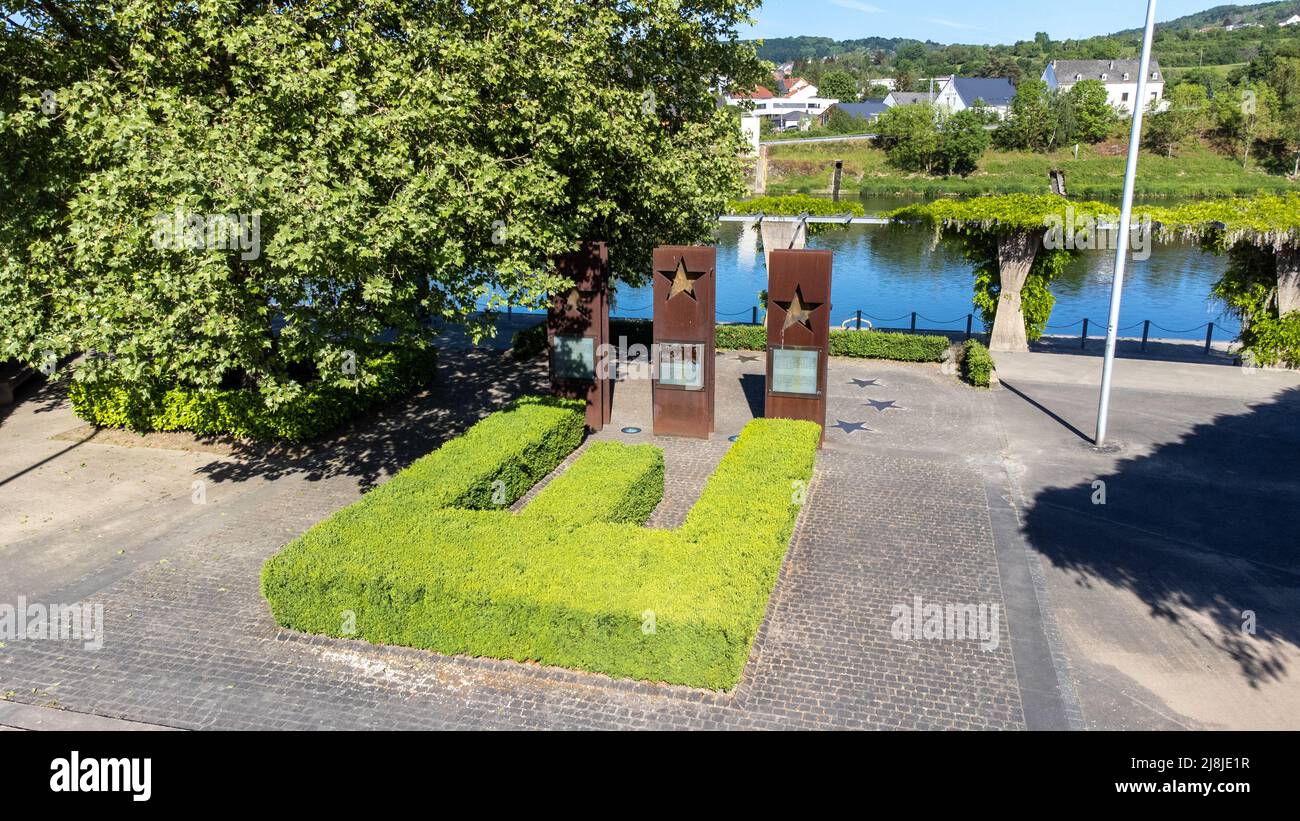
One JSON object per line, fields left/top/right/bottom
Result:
{"left": 1095, "top": 0, "right": 1159, "bottom": 447}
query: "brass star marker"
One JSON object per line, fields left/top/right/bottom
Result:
{"left": 775, "top": 285, "right": 822, "bottom": 332}
{"left": 564, "top": 288, "right": 582, "bottom": 312}
{"left": 662, "top": 258, "right": 703, "bottom": 301}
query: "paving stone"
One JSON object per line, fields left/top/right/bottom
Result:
{"left": 0, "top": 352, "right": 1037, "bottom": 730}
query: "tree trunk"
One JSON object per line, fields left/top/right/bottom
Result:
{"left": 988, "top": 230, "right": 1043, "bottom": 353}
{"left": 1278, "top": 246, "right": 1300, "bottom": 317}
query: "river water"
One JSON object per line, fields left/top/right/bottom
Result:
{"left": 608, "top": 197, "right": 1240, "bottom": 341}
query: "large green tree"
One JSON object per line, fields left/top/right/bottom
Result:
{"left": 1063, "top": 79, "right": 1114, "bottom": 144}
{"left": 1146, "top": 83, "right": 1209, "bottom": 157}
{"left": 817, "top": 70, "right": 858, "bottom": 103}
{"left": 1, "top": 0, "right": 762, "bottom": 403}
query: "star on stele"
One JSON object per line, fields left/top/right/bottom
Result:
{"left": 661, "top": 258, "right": 704, "bottom": 301}
{"left": 775, "top": 286, "right": 822, "bottom": 332}
{"left": 563, "top": 288, "right": 582, "bottom": 312}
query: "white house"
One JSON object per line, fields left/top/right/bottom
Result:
{"left": 724, "top": 69, "right": 837, "bottom": 131}
{"left": 1042, "top": 59, "right": 1165, "bottom": 113}
{"left": 1281, "top": 14, "right": 1300, "bottom": 27}
{"left": 881, "top": 77, "right": 1017, "bottom": 119}
{"left": 931, "top": 76, "right": 1018, "bottom": 119}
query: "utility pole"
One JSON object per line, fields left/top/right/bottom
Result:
{"left": 1095, "top": 0, "right": 1159, "bottom": 447}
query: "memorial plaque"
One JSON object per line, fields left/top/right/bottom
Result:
{"left": 652, "top": 246, "right": 716, "bottom": 438}
{"left": 548, "top": 242, "right": 611, "bottom": 431}
{"left": 765, "top": 249, "right": 832, "bottom": 446}
{"left": 656, "top": 342, "right": 706, "bottom": 391}
{"left": 552, "top": 335, "right": 596, "bottom": 380}
{"left": 769, "top": 346, "right": 821, "bottom": 397}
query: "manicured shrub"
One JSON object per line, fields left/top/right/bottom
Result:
{"left": 510, "top": 321, "right": 548, "bottom": 361}
{"left": 830, "top": 330, "right": 950, "bottom": 362}
{"left": 68, "top": 345, "right": 438, "bottom": 441}
{"left": 717, "top": 323, "right": 949, "bottom": 363}
{"left": 261, "top": 406, "right": 820, "bottom": 690}
{"left": 715, "top": 323, "right": 768, "bottom": 351}
{"left": 962, "top": 339, "right": 994, "bottom": 388}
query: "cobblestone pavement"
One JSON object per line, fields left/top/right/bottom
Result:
{"left": 0, "top": 348, "right": 1056, "bottom": 730}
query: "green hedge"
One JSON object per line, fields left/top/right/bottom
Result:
{"left": 519, "top": 319, "right": 948, "bottom": 364}
{"left": 830, "top": 330, "right": 950, "bottom": 361}
{"left": 510, "top": 321, "right": 549, "bottom": 361}
{"left": 717, "top": 323, "right": 949, "bottom": 363}
{"left": 68, "top": 344, "right": 438, "bottom": 442}
{"left": 261, "top": 402, "right": 820, "bottom": 690}
{"left": 962, "top": 339, "right": 994, "bottom": 388}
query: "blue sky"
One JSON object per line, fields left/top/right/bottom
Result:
{"left": 743, "top": 0, "right": 1274, "bottom": 44}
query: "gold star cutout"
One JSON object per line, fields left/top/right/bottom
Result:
{"left": 662, "top": 258, "right": 704, "bottom": 301}
{"left": 564, "top": 288, "right": 582, "bottom": 312}
{"left": 775, "top": 286, "right": 822, "bottom": 332}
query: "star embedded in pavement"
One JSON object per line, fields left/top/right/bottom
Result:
{"left": 775, "top": 286, "right": 822, "bottom": 332}
{"left": 736, "top": 354, "right": 760, "bottom": 363}
{"left": 831, "top": 420, "right": 872, "bottom": 435}
{"left": 864, "top": 399, "right": 900, "bottom": 412}
{"left": 850, "top": 378, "right": 881, "bottom": 388}
{"left": 661, "top": 257, "right": 704, "bottom": 301}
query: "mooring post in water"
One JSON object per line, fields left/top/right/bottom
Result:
{"left": 832, "top": 160, "right": 843, "bottom": 203}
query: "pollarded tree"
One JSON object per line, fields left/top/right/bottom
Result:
{"left": 0, "top": 0, "right": 764, "bottom": 403}
{"left": 890, "top": 195, "right": 1119, "bottom": 352}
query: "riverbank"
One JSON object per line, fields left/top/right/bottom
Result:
{"left": 764, "top": 138, "right": 1299, "bottom": 200}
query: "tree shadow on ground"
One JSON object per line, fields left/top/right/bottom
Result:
{"left": 1024, "top": 386, "right": 1300, "bottom": 687}
{"left": 0, "top": 373, "right": 66, "bottom": 427}
{"left": 195, "top": 349, "right": 549, "bottom": 491}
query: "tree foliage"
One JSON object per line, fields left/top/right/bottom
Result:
{"left": 0, "top": 0, "right": 763, "bottom": 403}
{"left": 873, "top": 103, "right": 990, "bottom": 177}
{"left": 1147, "top": 83, "right": 1209, "bottom": 156}
{"left": 817, "top": 70, "right": 859, "bottom": 103}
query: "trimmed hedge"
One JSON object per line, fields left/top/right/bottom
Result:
{"left": 717, "top": 323, "right": 950, "bottom": 363}
{"left": 510, "top": 321, "right": 549, "bottom": 361}
{"left": 830, "top": 330, "right": 950, "bottom": 362}
{"left": 962, "top": 339, "right": 994, "bottom": 388}
{"left": 68, "top": 345, "right": 439, "bottom": 442}
{"left": 261, "top": 401, "right": 820, "bottom": 690}
{"left": 518, "top": 319, "right": 949, "bottom": 364}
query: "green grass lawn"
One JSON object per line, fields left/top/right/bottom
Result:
{"left": 765, "top": 138, "right": 1299, "bottom": 200}
{"left": 261, "top": 397, "right": 821, "bottom": 690}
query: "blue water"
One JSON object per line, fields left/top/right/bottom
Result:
{"left": 604, "top": 220, "right": 1238, "bottom": 341}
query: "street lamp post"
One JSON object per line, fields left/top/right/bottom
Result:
{"left": 1095, "top": 0, "right": 1159, "bottom": 447}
